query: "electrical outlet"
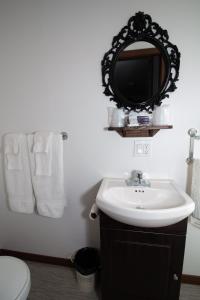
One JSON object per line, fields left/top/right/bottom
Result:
{"left": 134, "top": 140, "right": 152, "bottom": 157}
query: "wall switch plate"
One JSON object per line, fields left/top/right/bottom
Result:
{"left": 134, "top": 140, "right": 152, "bottom": 157}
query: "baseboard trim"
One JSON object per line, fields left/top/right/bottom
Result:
{"left": 0, "top": 249, "right": 200, "bottom": 285}
{"left": 181, "top": 274, "right": 200, "bottom": 285}
{"left": 0, "top": 249, "right": 73, "bottom": 267}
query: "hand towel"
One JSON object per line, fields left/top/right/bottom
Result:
{"left": 191, "top": 159, "right": 200, "bottom": 219}
{"left": 27, "top": 132, "right": 66, "bottom": 218}
{"left": 4, "top": 134, "right": 20, "bottom": 154}
{"left": 3, "top": 134, "right": 35, "bottom": 214}
{"left": 32, "top": 132, "right": 53, "bottom": 176}
{"left": 33, "top": 131, "right": 53, "bottom": 153}
{"left": 4, "top": 134, "right": 22, "bottom": 170}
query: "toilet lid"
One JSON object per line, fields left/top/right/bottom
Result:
{"left": 0, "top": 256, "right": 30, "bottom": 300}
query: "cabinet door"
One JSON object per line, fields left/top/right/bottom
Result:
{"left": 101, "top": 228, "right": 185, "bottom": 300}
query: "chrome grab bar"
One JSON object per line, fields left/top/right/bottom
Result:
{"left": 187, "top": 128, "right": 200, "bottom": 164}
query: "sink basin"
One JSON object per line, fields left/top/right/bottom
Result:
{"left": 96, "top": 178, "right": 195, "bottom": 227}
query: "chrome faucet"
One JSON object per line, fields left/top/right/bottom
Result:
{"left": 126, "top": 170, "right": 151, "bottom": 187}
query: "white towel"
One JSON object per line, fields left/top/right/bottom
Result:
{"left": 33, "top": 132, "right": 53, "bottom": 176}
{"left": 4, "top": 134, "right": 22, "bottom": 170}
{"left": 4, "top": 134, "right": 20, "bottom": 154}
{"left": 27, "top": 132, "right": 66, "bottom": 218}
{"left": 3, "top": 134, "right": 35, "bottom": 214}
{"left": 33, "top": 131, "right": 53, "bottom": 153}
{"left": 191, "top": 159, "right": 200, "bottom": 219}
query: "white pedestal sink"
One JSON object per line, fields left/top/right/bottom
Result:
{"left": 96, "top": 178, "right": 195, "bottom": 227}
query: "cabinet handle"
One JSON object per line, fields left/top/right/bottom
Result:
{"left": 173, "top": 274, "right": 179, "bottom": 281}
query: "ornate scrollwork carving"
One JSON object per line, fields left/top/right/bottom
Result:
{"left": 102, "top": 11, "right": 180, "bottom": 112}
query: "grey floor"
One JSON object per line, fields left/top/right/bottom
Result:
{"left": 27, "top": 261, "right": 98, "bottom": 300}
{"left": 27, "top": 261, "right": 200, "bottom": 300}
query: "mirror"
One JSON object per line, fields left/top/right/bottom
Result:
{"left": 113, "top": 42, "right": 166, "bottom": 105}
{"left": 102, "top": 12, "right": 180, "bottom": 112}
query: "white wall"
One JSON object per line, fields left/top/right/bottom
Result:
{"left": 0, "top": 0, "right": 200, "bottom": 275}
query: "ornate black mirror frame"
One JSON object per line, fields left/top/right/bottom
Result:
{"left": 102, "top": 11, "right": 180, "bottom": 112}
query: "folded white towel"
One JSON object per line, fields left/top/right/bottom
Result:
{"left": 32, "top": 132, "right": 53, "bottom": 176}
{"left": 4, "top": 134, "right": 22, "bottom": 170}
{"left": 3, "top": 134, "right": 35, "bottom": 214}
{"left": 27, "top": 132, "right": 66, "bottom": 218}
{"left": 33, "top": 132, "right": 53, "bottom": 153}
{"left": 34, "top": 152, "right": 52, "bottom": 176}
{"left": 4, "top": 134, "right": 20, "bottom": 154}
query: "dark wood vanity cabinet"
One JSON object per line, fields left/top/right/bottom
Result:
{"left": 100, "top": 212, "right": 188, "bottom": 300}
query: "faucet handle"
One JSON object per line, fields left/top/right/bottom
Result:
{"left": 126, "top": 170, "right": 150, "bottom": 187}
{"left": 131, "top": 170, "right": 143, "bottom": 179}
{"left": 137, "top": 172, "right": 143, "bottom": 181}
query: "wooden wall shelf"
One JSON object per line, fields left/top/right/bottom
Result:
{"left": 107, "top": 125, "right": 173, "bottom": 137}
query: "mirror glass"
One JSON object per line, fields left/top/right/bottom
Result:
{"left": 112, "top": 41, "right": 167, "bottom": 105}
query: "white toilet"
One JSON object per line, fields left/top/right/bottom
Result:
{"left": 0, "top": 256, "right": 31, "bottom": 300}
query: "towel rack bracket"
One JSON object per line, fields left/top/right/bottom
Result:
{"left": 61, "top": 132, "right": 68, "bottom": 140}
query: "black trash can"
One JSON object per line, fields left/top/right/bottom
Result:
{"left": 73, "top": 247, "right": 100, "bottom": 292}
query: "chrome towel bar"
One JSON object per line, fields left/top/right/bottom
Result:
{"left": 30, "top": 131, "right": 68, "bottom": 141}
